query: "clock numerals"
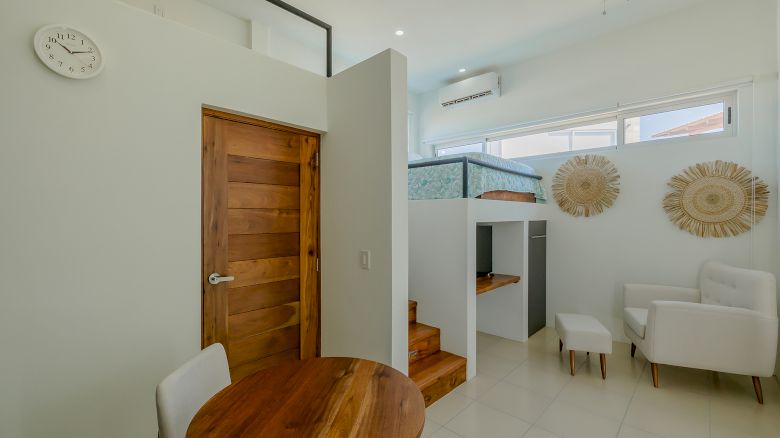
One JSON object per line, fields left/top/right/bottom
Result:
{"left": 35, "top": 25, "right": 103, "bottom": 79}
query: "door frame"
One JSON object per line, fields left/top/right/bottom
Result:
{"left": 201, "top": 107, "right": 321, "bottom": 360}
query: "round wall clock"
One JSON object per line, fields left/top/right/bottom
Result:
{"left": 33, "top": 24, "right": 104, "bottom": 79}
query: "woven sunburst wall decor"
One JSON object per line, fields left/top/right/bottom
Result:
{"left": 552, "top": 155, "right": 620, "bottom": 217}
{"left": 663, "top": 161, "right": 769, "bottom": 238}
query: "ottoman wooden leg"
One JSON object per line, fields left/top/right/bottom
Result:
{"left": 559, "top": 339, "right": 563, "bottom": 352}
{"left": 752, "top": 376, "right": 764, "bottom": 404}
{"left": 631, "top": 343, "right": 636, "bottom": 358}
{"left": 569, "top": 350, "right": 576, "bottom": 375}
{"left": 600, "top": 353, "right": 606, "bottom": 379}
{"left": 651, "top": 363, "right": 659, "bottom": 388}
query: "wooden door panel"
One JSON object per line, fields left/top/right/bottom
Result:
{"left": 227, "top": 256, "right": 300, "bottom": 289}
{"left": 228, "top": 233, "right": 300, "bottom": 261}
{"left": 228, "top": 302, "right": 300, "bottom": 341}
{"left": 223, "top": 121, "right": 300, "bottom": 163}
{"left": 203, "top": 110, "right": 319, "bottom": 376}
{"left": 202, "top": 116, "right": 229, "bottom": 349}
{"left": 227, "top": 183, "right": 299, "bottom": 209}
{"left": 228, "top": 325, "right": 300, "bottom": 367}
{"left": 227, "top": 209, "right": 300, "bottom": 235}
{"left": 227, "top": 280, "right": 300, "bottom": 315}
{"left": 227, "top": 155, "right": 299, "bottom": 186}
{"left": 299, "top": 136, "right": 320, "bottom": 359}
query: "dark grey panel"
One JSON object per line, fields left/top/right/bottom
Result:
{"left": 528, "top": 221, "right": 547, "bottom": 336}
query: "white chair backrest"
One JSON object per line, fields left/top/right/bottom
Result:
{"left": 156, "top": 343, "right": 231, "bottom": 438}
{"left": 699, "top": 261, "right": 777, "bottom": 317}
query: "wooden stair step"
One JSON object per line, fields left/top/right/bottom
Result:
{"left": 409, "top": 351, "right": 467, "bottom": 406}
{"left": 408, "top": 322, "right": 440, "bottom": 364}
{"left": 408, "top": 300, "right": 417, "bottom": 324}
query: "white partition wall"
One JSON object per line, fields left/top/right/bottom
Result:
{"left": 321, "top": 49, "right": 409, "bottom": 373}
{"left": 410, "top": 199, "right": 549, "bottom": 378}
{"left": 408, "top": 200, "right": 471, "bottom": 366}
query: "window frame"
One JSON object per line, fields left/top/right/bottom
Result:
{"left": 430, "top": 90, "right": 738, "bottom": 161}
{"left": 619, "top": 92, "right": 735, "bottom": 149}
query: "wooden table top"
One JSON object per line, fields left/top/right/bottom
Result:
{"left": 186, "top": 357, "right": 426, "bottom": 438}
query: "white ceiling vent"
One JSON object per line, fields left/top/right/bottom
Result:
{"left": 439, "top": 72, "right": 500, "bottom": 109}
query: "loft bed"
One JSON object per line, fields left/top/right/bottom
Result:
{"left": 408, "top": 153, "right": 546, "bottom": 203}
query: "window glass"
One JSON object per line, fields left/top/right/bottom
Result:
{"left": 436, "top": 142, "right": 483, "bottom": 157}
{"left": 430, "top": 93, "right": 734, "bottom": 160}
{"left": 624, "top": 102, "right": 724, "bottom": 144}
{"left": 491, "top": 120, "right": 617, "bottom": 159}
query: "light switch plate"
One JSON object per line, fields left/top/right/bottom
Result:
{"left": 360, "top": 250, "right": 371, "bottom": 270}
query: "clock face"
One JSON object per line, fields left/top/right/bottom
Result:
{"left": 34, "top": 25, "right": 104, "bottom": 79}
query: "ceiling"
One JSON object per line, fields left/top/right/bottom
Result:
{"left": 200, "top": 0, "right": 707, "bottom": 93}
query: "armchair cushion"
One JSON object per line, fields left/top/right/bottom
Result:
{"left": 624, "top": 307, "right": 648, "bottom": 338}
{"left": 699, "top": 261, "right": 778, "bottom": 317}
{"left": 624, "top": 284, "right": 700, "bottom": 309}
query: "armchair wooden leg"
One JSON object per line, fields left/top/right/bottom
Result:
{"left": 599, "top": 353, "right": 606, "bottom": 379}
{"left": 559, "top": 339, "right": 563, "bottom": 352}
{"left": 752, "top": 376, "right": 764, "bottom": 404}
{"left": 630, "top": 343, "right": 636, "bottom": 358}
{"left": 650, "top": 363, "right": 659, "bottom": 388}
{"left": 569, "top": 350, "right": 576, "bottom": 376}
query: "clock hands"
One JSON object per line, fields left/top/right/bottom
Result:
{"left": 55, "top": 41, "right": 73, "bottom": 54}
{"left": 55, "top": 40, "right": 92, "bottom": 55}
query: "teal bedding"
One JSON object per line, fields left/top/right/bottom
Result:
{"left": 408, "top": 153, "right": 547, "bottom": 201}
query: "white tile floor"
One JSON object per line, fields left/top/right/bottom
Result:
{"left": 422, "top": 328, "right": 780, "bottom": 438}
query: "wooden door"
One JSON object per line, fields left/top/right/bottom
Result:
{"left": 202, "top": 108, "right": 319, "bottom": 380}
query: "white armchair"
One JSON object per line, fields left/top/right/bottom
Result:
{"left": 623, "top": 261, "right": 778, "bottom": 403}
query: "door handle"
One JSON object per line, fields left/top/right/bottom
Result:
{"left": 208, "top": 273, "right": 235, "bottom": 285}
{"left": 530, "top": 235, "right": 547, "bottom": 239}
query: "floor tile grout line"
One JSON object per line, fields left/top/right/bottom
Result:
{"left": 616, "top": 357, "right": 646, "bottom": 437}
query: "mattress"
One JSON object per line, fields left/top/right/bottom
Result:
{"left": 408, "top": 152, "right": 547, "bottom": 201}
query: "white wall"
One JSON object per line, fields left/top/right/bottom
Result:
{"left": 0, "top": 1, "right": 327, "bottom": 437}
{"left": 321, "top": 50, "right": 409, "bottom": 373}
{"left": 415, "top": 0, "right": 779, "bottom": 343}
{"left": 122, "top": 0, "right": 250, "bottom": 47}
{"left": 410, "top": 200, "right": 550, "bottom": 378}
{"left": 123, "top": 0, "right": 353, "bottom": 77}
{"left": 408, "top": 92, "right": 422, "bottom": 157}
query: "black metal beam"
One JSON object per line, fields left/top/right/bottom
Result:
{"left": 264, "top": 0, "right": 333, "bottom": 77}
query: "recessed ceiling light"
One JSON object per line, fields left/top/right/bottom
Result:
{"left": 458, "top": 68, "right": 466, "bottom": 73}
{"left": 394, "top": 29, "right": 404, "bottom": 36}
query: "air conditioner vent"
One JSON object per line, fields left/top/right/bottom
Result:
{"left": 439, "top": 72, "right": 500, "bottom": 109}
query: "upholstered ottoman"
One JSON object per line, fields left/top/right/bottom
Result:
{"left": 555, "top": 313, "right": 612, "bottom": 378}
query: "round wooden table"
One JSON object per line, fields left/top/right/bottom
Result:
{"left": 186, "top": 357, "right": 426, "bottom": 438}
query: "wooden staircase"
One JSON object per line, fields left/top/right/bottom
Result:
{"left": 408, "top": 300, "right": 467, "bottom": 406}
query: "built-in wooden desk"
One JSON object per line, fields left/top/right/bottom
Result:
{"left": 476, "top": 274, "right": 521, "bottom": 295}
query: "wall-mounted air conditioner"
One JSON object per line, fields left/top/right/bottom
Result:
{"left": 438, "top": 72, "right": 500, "bottom": 109}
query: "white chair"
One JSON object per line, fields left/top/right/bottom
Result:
{"left": 156, "top": 343, "right": 231, "bottom": 438}
{"left": 623, "top": 261, "right": 778, "bottom": 404}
